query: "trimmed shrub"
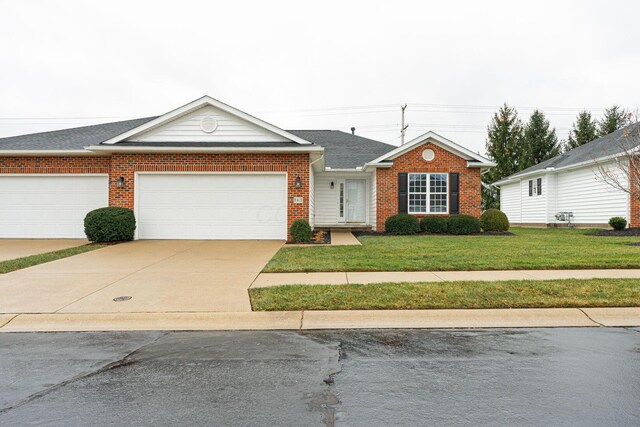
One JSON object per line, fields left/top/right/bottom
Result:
{"left": 447, "top": 214, "right": 481, "bottom": 235}
{"left": 420, "top": 216, "right": 448, "bottom": 234}
{"left": 609, "top": 217, "right": 627, "bottom": 231}
{"left": 480, "top": 209, "right": 510, "bottom": 232}
{"left": 84, "top": 207, "right": 136, "bottom": 242}
{"left": 385, "top": 214, "right": 420, "bottom": 235}
{"left": 290, "top": 219, "right": 312, "bottom": 243}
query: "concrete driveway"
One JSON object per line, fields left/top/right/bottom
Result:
{"left": 0, "top": 239, "right": 88, "bottom": 262}
{"left": 0, "top": 240, "right": 283, "bottom": 314}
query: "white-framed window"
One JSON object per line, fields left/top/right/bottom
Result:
{"left": 528, "top": 178, "right": 542, "bottom": 197}
{"left": 408, "top": 173, "right": 448, "bottom": 214}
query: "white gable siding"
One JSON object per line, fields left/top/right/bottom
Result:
{"left": 556, "top": 162, "right": 628, "bottom": 224}
{"left": 499, "top": 181, "right": 521, "bottom": 224}
{"left": 128, "top": 105, "right": 290, "bottom": 143}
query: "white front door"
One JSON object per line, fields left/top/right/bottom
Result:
{"left": 345, "top": 179, "right": 366, "bottom": 222}
{"left": 136, "top": 173, "right": 287, "bottom": 240}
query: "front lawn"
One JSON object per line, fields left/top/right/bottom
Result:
{"left": 250, "top": 278, "right": 640, "bottom": 311}
{"left": 0, "top": 244, "right": 106, "bottom": 274}
{"left": 263, "top": 227, "right": 640, "bottom": 272}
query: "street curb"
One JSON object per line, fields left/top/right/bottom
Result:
{"left": 1, "top": 307, "right": 638, "bottom": 332}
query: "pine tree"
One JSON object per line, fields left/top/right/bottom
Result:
{"left": 483, "top": 103, "right": 525, "bottom": 208}
{"left": 521, "top": 110, "right": 560, "bottom": 168}
{"left": 565, "top": 110, "right": 598, "bottom": 150}
{"left": 598, "top": 105, "right": 629, "bottom": 137}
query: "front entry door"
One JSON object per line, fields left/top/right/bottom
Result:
{"left": 345, "top": 179, "right": 366, "bottom": 222}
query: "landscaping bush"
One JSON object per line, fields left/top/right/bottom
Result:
{"left": 480, "top": 209, "right": 510, "bottom": 232}
{"left": 609, "top": 217, "right": 627, "bottom": 231}
{"left": 84, "top": 207, "right": 136, "bottom": 242}
{"left": 385, "top": 214, "right": 420, "bottom": 235}
{"left": 447, "top": 214, "right": 481, "bottom": 235}
{"left": 420, "top": 216, "right": 448, "bottom": 234}
{"left": 290, "top": 219, "right": 312, "bottom": 242}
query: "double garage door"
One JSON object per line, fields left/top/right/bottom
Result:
{"left": 0, "top": 173, "right": 287, "bottom": 240}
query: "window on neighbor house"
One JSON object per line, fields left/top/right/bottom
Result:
{"left": 408, "top": 173, "right": 448, "bottom": 214}
{"left": 339, "top": 183, "right": 344, "bottom": 218}
{"left": 529, "top": 178, "right": 543, "bottom": 197}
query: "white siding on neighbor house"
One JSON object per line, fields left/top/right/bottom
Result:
{"left": 556, "top": 162, "right": 628, "bottom": 224}
{"left": 129, "top": 105, "right": 290, "bottom": 143}
{"left": 314, "top": 172, "right": 373, "bottom": 225}
{"left": 546, "top": 174, "right": 558, "bottom": 223}
{"left": 519, "top": 175, "right": 547, "bottom": 223}
{"left": 499, "top": 182, "right": 521, "bottom": 224}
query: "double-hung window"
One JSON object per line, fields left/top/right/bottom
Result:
{"left": 408, "top": 173, "right": 448, "bottom": 214}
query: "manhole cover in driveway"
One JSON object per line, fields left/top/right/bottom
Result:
{"left": 113, "top": 296, "right": 132, "bottom": 302}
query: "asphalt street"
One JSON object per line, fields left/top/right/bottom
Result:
{"left": 1, "top": 328, "right": 639, "bottom": 426}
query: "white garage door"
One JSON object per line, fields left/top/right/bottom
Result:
{"left": 0, "top": 175, "right": 109, "bottom": 238}
{"left": 136, "top": 173, "right": 287, "bottom": 240}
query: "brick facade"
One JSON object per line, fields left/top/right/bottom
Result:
{"left": 631, "top": 167, "right": 639, "bottom": 227}
{"left": 376, "top": 143, "right": 481, "bottom": 231}
{"left": 0, "top": 153, "right": 310, "bottom": 240}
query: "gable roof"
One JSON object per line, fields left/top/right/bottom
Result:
{"left": 288, "top": 130, "right": 395, "bottom": 169}
{"left": 366, "top": 131, "right": 495, "bottom": 168}
{"left": 494, "top": 123, "right": 640, "bottom": 185}
{"left": 99, "top": 95, "right": 313, "bottom": 146}
{"left": 0, "top": 117, "right": 156, "bottom": 151}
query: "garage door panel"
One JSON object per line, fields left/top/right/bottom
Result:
{"left": 137, "top": 174, "right": 287, "bottom": 240}
{"left": 0, "top": 176, "right": 109, "bottom": 238}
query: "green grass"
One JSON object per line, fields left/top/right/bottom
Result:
{"left": 0, "top": 244, "right": 106, "bottom": 274}
{"left": 263, "top": 227, "right": 640, "bottom": 272}
{"left": 250, "top": 278, "right": 640, "bottom": 311}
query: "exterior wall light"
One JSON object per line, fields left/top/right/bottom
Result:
{"left": 117, "top": 176, "right": 125, "bottom": 188}
{"left": 295, "top": 176, "right": 302, "bottom": 188}
{"left": 330, "top": 181, "right": 334, "bottom": 189}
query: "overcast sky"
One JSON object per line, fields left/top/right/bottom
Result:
{"left": 1, "top": 0, "right": 639, "bottom": 154}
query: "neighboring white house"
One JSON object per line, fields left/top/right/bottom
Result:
{"left": 494, "top": 126, "right": 639, "bottom": 228}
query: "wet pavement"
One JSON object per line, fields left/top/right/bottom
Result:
{"left": 1, "top": 328, "right": 639, "bottom": 426}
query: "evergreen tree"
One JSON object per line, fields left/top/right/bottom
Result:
{"left": 598, "top": 105, "right": 629, "bottom": 137}
{"left": 565, "top": 110, "right": 597, "bottom": 150}
{"left": 521, "top": 110, "right": 560, "bottom": 168}
{"left": 483, "top": 103, "right": 525, "bottom": 208}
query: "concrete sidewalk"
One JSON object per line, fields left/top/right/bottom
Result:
{"left": 252, "top": 268, "right": 640, "bottom": 288}
{"left": 1, "top": 307, "right": 639, "bottom": 332}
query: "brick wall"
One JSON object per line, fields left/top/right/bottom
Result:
{"left": 0, "top": 156, "right": 110, "bottom": 174}
{"left": 108, "top": 153, "right": 310, "bottom": 239}
{"left": 375, "top": 143, "right": 481, "bottom": 231}
{"left": 631, "top": 167, "right": 639, "bottom": 227}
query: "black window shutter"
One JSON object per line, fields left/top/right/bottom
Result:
{"left": 537, "top": 178, "right": 542, "bottom": 195}
{"left": 398, "top": 173, "right": 408, "bottom": 214}
{"left": 529, "top": 180, "right": 533, "bottom": 197}
{"left": 449, "top": 172, "right": 459, "bottom": 215}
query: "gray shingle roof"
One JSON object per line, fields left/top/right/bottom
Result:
{"left": 287, "top": 130, "right": 395, "bottom": 168}
{"left": 0, "top": 119, "right": 396, "bottom": 169}
{"left": 502, "top": 123, "right": 640, "bottom": 181}
{"left": 0, "top": 117, "right": 158, "bottom": 150}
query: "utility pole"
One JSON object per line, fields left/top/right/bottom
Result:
{"left": 400, "top": 104, "right": 408, "bottom": 145}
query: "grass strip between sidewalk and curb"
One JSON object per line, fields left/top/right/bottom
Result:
{"left": 249, "top": 278, "right": 640, "bottom": 311}
{"left": 0, "top": 244, "right": 107, "bottom": 274}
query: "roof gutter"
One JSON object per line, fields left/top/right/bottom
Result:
{"left": 0, "top": 149, "right": 104, "bottom": 157}
{"left": 362, "top": 162, "right": 393, "bottom": 171}
{"left": 84, "top": 145, "right": 325, "bottom": 154}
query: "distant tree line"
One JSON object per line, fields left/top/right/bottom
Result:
{"left": 483, "top": 104, "right": 631, "bottom": 209}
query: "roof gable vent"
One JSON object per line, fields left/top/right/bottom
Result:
{"left": 200, "top": 116, "right": 218, "bottom": 133}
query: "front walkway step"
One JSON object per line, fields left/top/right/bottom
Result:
{"left": 329, "top": 230, "right": 361, "bottom": 246}
{"left": 254, "top": 269, "right": 640, "bottom": 287}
